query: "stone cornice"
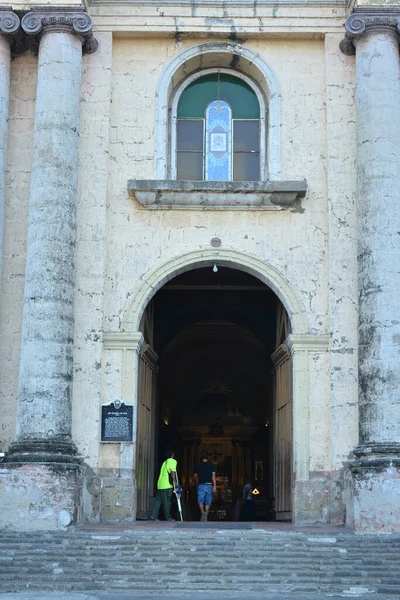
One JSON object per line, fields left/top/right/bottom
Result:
{"left": 89, "top": 0, "right": 347, "bottom": 35}
{"left": 128, "top": 180, "right": 307, "bottom": 211}
{"left": 103, "top": 332, "right": 144, "bottom": 351}
{"left": 91, "top": 0, "right": 346, "bottom": 5}
{"left": 287, "top": 334, "right": 330, "bottom": 354}
{"left": 21, "top": 9, "right": 98, "bottom": 54}
{"left": 340, "top": 8, "right": 400, "bottom": 56}
{"left": 0, "top": 10, "right": 20, "bottom": 46}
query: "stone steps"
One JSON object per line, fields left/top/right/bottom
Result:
{"left": 1, "top": 561, "right": 396, "bottom": 568}
{"left": 1, "top": 529, "right": 400, "bottom": 596}
{"left": 3, "top": 575, "right": 400, "bottom": 585}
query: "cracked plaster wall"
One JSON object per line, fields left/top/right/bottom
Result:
{"left": 72, "top": 31, "right": 113, "bottom": 471}
{"left": 325, "top": 34, "right": 358, "bottom": 470}
{"left": 95, "top": 36, "right": 357, "bottom": 477}
{"left": 0, "top": 34, "right": 358, "bottom": 505}
{"left": 105, "top": 37, "right": 329, "bottom": 334}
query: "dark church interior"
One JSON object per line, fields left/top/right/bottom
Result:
{"left": 146, "top": 266, "right": 286, "bottom": 521}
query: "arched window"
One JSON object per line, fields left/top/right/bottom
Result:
{"left": 174, "top": 72, "right": 262, "bottom": 181}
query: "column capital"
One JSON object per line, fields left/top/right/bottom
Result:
{"left": 21, "top": 9, "right": 98, "bottom": 54}
{"left": 0, "top": 10, "right": 20, "bottom": 46}
{"left": 340, "top": 9, "right": 400, "bottom": 55}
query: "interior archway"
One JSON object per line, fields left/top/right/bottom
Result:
{"left": 136, "top": 265, "right": 294, "bottom": 522}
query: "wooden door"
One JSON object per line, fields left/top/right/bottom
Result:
{"left": 271, "top": 303, "right": 293, "bottom": 521}
{"left": 136, "top": 302, "right": 158, "bottom": 518}
{"left": 136, "top": 353, "right": 153, "bottom": 518}
{"left": 273, "top": 346, "right": 292, "bottom": 520}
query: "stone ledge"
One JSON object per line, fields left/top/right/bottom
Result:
{"left": 128, "top": 180, "right": 307, "bottom": 211}
{"left": 92, "top": 0, "right": 346, "bottom": 5}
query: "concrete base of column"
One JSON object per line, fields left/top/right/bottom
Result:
{"left": 0, "top": 462, "right": 82, "bottom": 531}
{"left": 293, "top": 471, "right": 345, "bottom": 526}
{"left": 345, "top": 444, "right": 400, "bottom": 534}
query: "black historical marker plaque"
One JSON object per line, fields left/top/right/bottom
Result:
{"left": 101, "top": 402, "right": 133, "bottom": 442}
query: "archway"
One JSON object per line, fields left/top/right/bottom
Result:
{"left": 140, "top": 266, "right": 293, "bottom": 522}
{"left": 123, "top": 248, "right": 307, "bottom": 334}
{"left": 103, "top": 248, "right": 318, "bottom": 523}
{"left": 126, "top": 250, "right": 307, "bottom": 522}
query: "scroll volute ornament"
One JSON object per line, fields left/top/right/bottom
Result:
{"left": 0, "top": 11, "right": 20, "bottom": 35}
{"left": 21, "top": 11, "right": 98, "bottom": 54}
{"left": 340, "top": 10, "right": 400, "bottom": 55}
{"left": 0, "top": 11, "right": 20, "bottom": 47}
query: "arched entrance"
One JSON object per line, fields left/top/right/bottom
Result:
{"left": 119, "top": 248, "right": 309, "bottom": 522}
{"left": 103, "top": 248, "right": 319, "bottom": 524}
{"left": 136, "top": 265, "right": 293, "bottom": 522}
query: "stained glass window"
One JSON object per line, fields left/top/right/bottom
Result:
{"left": 176, "top": 73, "right": 261, "bottom": 181}
{"left": 205, "top": 100, "right": 232, "bottom": 181}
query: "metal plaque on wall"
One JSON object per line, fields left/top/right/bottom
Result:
{"left": 101, "top": 401, "right": 133, "bottom": 442}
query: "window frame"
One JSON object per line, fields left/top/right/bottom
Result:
{"left": 170, "top": 68, "right": 267, "bottom": 181}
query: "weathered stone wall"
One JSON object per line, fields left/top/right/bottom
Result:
{"left": 351, "top": 466, "right": 400, "bottom": 534}
{"left": 0, "top": 463, "right": 81, "bottom": 531}
{"left": 96, "top": 35, "right": 356, "bottom": 480}
{"left": 0, "top": 4, "right": 360, "bottom": 526}
{"left": 72, "top": 30, "right": 112, "bottom": 471}
{"left": 325, "top": 34, "right": 358, "bottom": 472}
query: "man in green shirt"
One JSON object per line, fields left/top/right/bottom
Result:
{"left": 149, "top": 450, "right": 177, "bottom": 521}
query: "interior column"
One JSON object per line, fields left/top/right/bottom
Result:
{"left": 341, "top": 10, "right": 400, "bottom": 532}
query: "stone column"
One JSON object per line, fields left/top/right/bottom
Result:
{"left": 341, "top": 10, "right": 400, "bottom": 532}
{"left": 0, "top": 11, "right": 20, "bottom": 299}
{"left": 6, "top": 11, "right": 97, "bottom": 463}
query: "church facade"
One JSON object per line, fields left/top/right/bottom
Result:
{"left": 0, "top": 0, "right": 399, "bottom": 533}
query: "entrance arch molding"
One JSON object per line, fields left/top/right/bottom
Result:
{"left": 123, "top": 248, "right": 308, "bottom": 335}
{"left": 119, "top": 249, "right": 316, "bottom": 488}
{"left": 103, "top": 249, "right": 330, "bottom": 517}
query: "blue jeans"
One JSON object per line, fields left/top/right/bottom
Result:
{"left": 197, "top": 483, "right": 213, "bottom": 507}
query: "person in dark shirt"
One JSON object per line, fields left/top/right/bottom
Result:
{"left": 194, "top": 450, "right": 216, "bottom": 521}
{"left": 240, "top": 475, "right": 254, "bottom": 522}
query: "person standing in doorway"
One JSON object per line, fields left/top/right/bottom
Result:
{"left": 240, "top": 475, "right": 254, "bottom": 522}
{"left": 149, "top": 450, "right": 177, "bottom": 521}
{"left": 194, "top": 450, "right": 217, "bottom": 521}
